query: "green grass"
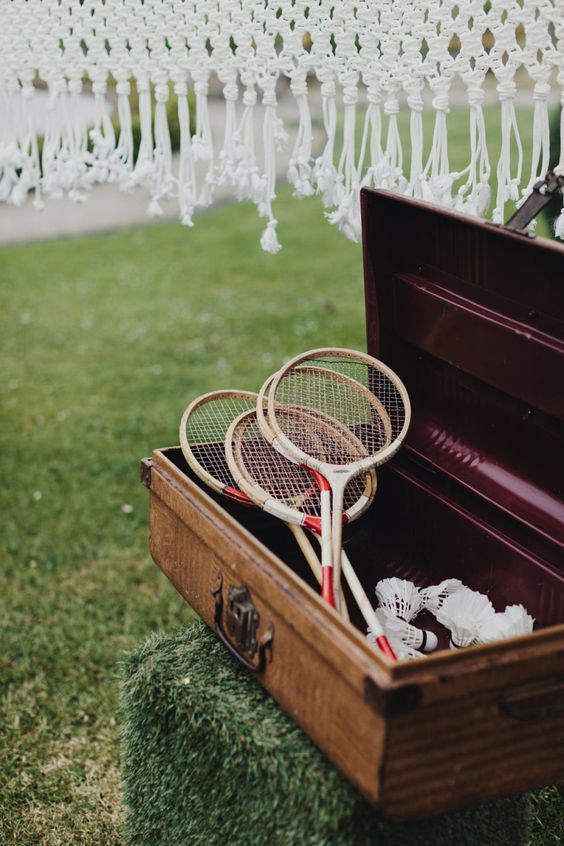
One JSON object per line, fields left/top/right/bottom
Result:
{"left": 0, "top": 187, "right": 367, "bottom": 845}
{"left": 1, "top": 104, "right": 562, "bottom": 843}
{"left": 121, "top": 622, "right": 535, "bottom": 846}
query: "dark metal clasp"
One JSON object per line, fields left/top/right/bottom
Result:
{"left": 212, "top": 573, "right": 273, "bottom": 673}
{"left": 226, "top": 585, "right": 259, "bottom": 658}
{"left": 504, "top": 171, "right": 564, "bottom": 236}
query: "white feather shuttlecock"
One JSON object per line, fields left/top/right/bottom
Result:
{"left": 419, "top": 578, "right": 465, "bottom": 615}
{"left": 477, "top": 604, "right": 534, "bottom": 644}
{"left": 375, "top": 577, "right": 422, "bottom": 622}
{"left": 367, "top": 627, "right": 424, "bottom": 661}
{"left": 437, "top": 588, "right": 495, "bottom": 649}
{"left": 375, "top": 607, "right": 438, "bottom": 653}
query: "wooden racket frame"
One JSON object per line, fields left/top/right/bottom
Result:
{"left": 227, "top": 408, "right": 397, "bottom": 660}
{"left": 265, "top": 348, "right": 411, "bottom": 601}
{"left": 178, "top": 389, "right": 340, "bottom": 614}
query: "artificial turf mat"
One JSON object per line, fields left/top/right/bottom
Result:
{"left": 121, "top": 621, "right": 534, "bottom": 846}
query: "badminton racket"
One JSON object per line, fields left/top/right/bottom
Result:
{"left": 256, "top": 381, "right": 395, "bottom": 659}
{"left": 178, "top": 390, "right": 339, "bottom": 609}
{"left": 264, "top": 349, "right": 411, "bottom": 599}
{"left": 257, "top": 370, "right": 376, "bottom": 609}
{"left": 225, "top": 408, "right": 396, "bottom": 660}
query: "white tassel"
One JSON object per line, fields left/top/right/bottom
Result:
{"left": 234, "top": 77, "right": 261, "bottom": 202}
{"left": 382, "top": 91, "right": 407, "bottom": 192}
{"left": 455, "top": 80, "right": 491, "bottom": 217}
{"left": 328, "top": 72, "right": 360, "bottom": 241}
{"left": 257, "top": 81, "right": 285, "bottom": 251}
{"left": 314, "top": 73, "right": 339, "bottom": 208}
{"left": 193, "top": 72, "right": 216, "bottom": 208}
{"left": 421, "top": 80, "right": 454, "bottom": 207}
{"left": 0, "top": 81, "right": 21, "bottom": 203}
{"left": 192, "top": 74, "right": 213, "bottom": 162}
{"left": 260, "top": 218, "right": 282, "bottom": 254}
{"left": 133, "top": 79, "right": 155, "bottom": 187}
{"left": 175, "top": 78, "right": 196, "bottom": 227}
{"left": 493, "top": 77, "right": 523, "bottom": 225}
{"left": 516, "top": 74, "right": 551, "bottom": 219}
{"left": 405, "top": 83, "right": 424, "bottom": 198}
{"left": 218, "top": 78, "right": 240, "bottom": 188}
{"left": 89, "top": 74, "right": 116, "bottom": 187}
{"left": 41, "top": 76, "right": 65, "bottom": 199}
{"left": 9, "top": 75, "right": 41, "bottom": 206}
{"left": 114, "top": 79, "right": 135, "bottom": 190}
{"left": 288, "top": 75, "right": 313, "bottom": 198}
{"left": 357, "top": 87, "right": 384, "bottom": 190}
{"left": 152, "top": 80, "right": 175, "bottom": 212}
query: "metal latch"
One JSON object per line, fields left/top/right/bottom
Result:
{"left": 504, "top": 170, "right": 564, "bottom": 236}
{"left": 226, "top": 585, "right": 259, "bottom": 658}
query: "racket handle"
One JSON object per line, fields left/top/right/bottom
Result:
{"left": 341, "top": 551, "right": 397, "bottom": 662}
{"left": 331, "top": 481, "right": 346, "bottom": 606}
{"left": 375, "top": 635, "right": 397, "bottom": 661}
{"left": 321, "top": 566, "right": 336, "bottom": 608}
{"left": 287, "top": 524, "right": 322, "bottom": 583}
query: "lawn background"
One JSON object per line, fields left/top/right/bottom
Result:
{"left": 1, "top": 103, "right": 563, "bottom": 844}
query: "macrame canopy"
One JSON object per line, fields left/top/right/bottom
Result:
{"left": 1, "top": 0, "right": 563, "bottom": 251}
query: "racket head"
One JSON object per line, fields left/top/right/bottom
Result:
{"left": 179, "top": 389, "right": 258, "bottom": 500}
{"left": 257, "top": 370, "right": 377, "bottom": 521}
{"left": 266, "top": 348, "right": 411, "bottom": 476}
{"left": 227, "top": 408, "right": 376, "bottom": 526}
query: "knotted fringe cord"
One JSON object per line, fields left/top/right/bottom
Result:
{"left": 149, "top": 80, "right": 175, "bottom": 216}
{"left": 258, "top": 79, "right": 286, "bottom": 254}
{"left": 7, "top": 69, "right": 42, "bottom": 207}
{"left": 515, "top": 73, "right": 551, "bottom": 234}
{"left": 288, "top": 75, "right": 314, "bottom": 197}
{"left": 454, "top": 81, "right": 490, "bottom": 217}
{"left": 114, "top": 79, "right": 135, "bottom": 191}
{"left": 218, "top": 78, "right": 240, "bottom": 189}
{"left": 493, "top": 77, "right": 523, "bottom": 226}
{"left": 0, "top": 80, "right": 20, "bottom": 204}
{"left": 192, "top": 72, "right": 216, "bottom": 209}
{"left": 357, "top": 85, "right": 384, "bottom": 191}
{"left": 174, "top": 79, "right": 196, "bottom": 227}
{"left": 40, "top": 76, "right": 66, "bottom": 200}
{"left": 235, "top": 74, "right": 262, "bottom": 203}
{"left": 89, "top": 73, "right": 116, "bottom": 190}
{"left": 326, "top": 72, "right": 360, "bottom": 241}
{"left": 0, "top": 0, "right": 562, "bottom": 250}
{"left": 314, "top": 72, "right": 339, "bottom": 208}
{"left": 405, "top": 83, "right": 424, "bottom": 199}
{"left": 421, "top": 79, "right": 456, "bottom": 207}
{"left": 133, "top": 78, "right": 155, "bottom": 192}
{"left": 382, "top": 91, "right": 407, "bottom": 193}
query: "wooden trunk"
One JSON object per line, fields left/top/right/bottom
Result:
{"left": 142, "top": 189, "right": 564, "bottom": 820}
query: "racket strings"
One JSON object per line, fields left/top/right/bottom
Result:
{"left": 274, "top": 359, "right": 406, "bottom": 462}
{"left": 184, "top": 396, "right": 256, "bottom": 486}
{"left": 231, "top": 411, "right": 370, "bottom": 515}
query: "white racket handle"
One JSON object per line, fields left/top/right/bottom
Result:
{"left": 330, "top": 477, "right": 346, "bottom": 604}
{"left": 341, "top": 554, "right": 396, "bottom": 660}
{"left": 320, "top": 486, "right": 335, "bottom": 608}
{"left": 340, "top": 551, "right": 385, "bottom": 638}
{"left": 287, "top": 523, "right": 322, "bottom": 583}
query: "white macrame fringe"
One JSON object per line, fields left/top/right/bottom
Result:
{"left": 0, "top": 0, "right": 562, "bottom": 251}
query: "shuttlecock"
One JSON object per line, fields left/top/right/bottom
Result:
{"left": 477, "top": 604, "right": 534, "bottom": 644}
{"left": 437, "top": 588, "right": 495, "bottom": 648}
{"left": 420, "top": 578, "right": 465, "bottom": 615}
{"left": 367, "top": 626, "right": 425, "bottom": 661}
{"left": 375, "top": 577, "right": 422, "bottom": 622}
{"left": 375, "top": 607, "right": 438, "bottom": 653}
